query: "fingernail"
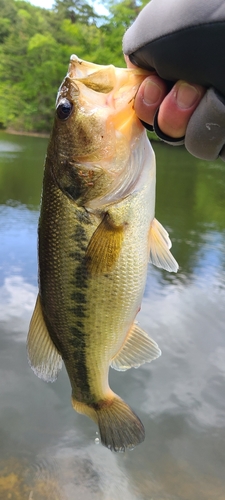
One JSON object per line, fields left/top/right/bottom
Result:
{"left": 176, "top": 82, "right": 200, "bottom": 109}
{"left": 143, "top": 79, "right": 162, "bottom": 105}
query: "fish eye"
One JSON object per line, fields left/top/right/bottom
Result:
{"left": 57, "top": 99, "right": 73, "bottom": 120}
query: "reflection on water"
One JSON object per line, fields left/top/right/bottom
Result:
{"left": 0, "top": 131, "right": 225, "bottom": 499}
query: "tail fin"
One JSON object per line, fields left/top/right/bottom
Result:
{"left": 96, "top": 396, "right": 145, "bottom": 452}
{"left": 72, "top": 394, "right": 145, "bottom": 452}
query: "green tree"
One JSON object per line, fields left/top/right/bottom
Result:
{"left": 0, "top": 0, "right": 150, "bottom": 133}
{"left": 53, "top": 0, "right": 99, "bottom": 24}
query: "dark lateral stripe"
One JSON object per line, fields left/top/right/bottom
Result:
{"left": 70, "top": 224, "right": 88, "bottom": 242}
{"left": 70, "top": 291, "right": 86, "bottom": 302}
{"left": 67, "top": 221, "right": 91, "bottom": 401}
{"left": 69, "top": 305, "right": 86, "bottom": 318}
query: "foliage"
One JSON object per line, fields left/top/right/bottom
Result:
{"left": 0, "top": 0, "right": 150, "bottom": 133}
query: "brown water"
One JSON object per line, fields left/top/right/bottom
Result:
{"left": 0, "top": 130, "right": 225, "bottom": 500}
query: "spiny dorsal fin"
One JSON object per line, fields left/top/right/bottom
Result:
{"left": 111, "top": 323, "right": 161, "bottom": 371}
{"left": 85, "top": 212, "right": 124, "bottom": 274}
{"left": 148, "top": 218, "right": 179, "bottom": 272}
{"left": 27, "top": 295, "right": 62, "bottom": 382}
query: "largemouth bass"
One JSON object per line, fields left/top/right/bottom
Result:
{"left": 27, "top": 55, "right": 178, "bottom": 452}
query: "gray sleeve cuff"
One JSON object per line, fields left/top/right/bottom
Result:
{"left": 151, "top": 88, "right": 225, "bottom": 161}
{"left": 185, "top": 88, "right": 225, "bottom": 161}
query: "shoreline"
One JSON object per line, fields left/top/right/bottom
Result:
{"left": 4, "top": 128, "right": 159, "bottom": 142}
{"left": 5, "top": 128, "right": 50, "bottom": 139}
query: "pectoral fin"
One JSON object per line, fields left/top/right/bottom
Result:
{"left": 27, "top": 295, "right": 62, "bottom": 382}
{"left": 148, "top": 218, "right": 179, "bottom": 272}
{"left": 85, "top": 212, "right": 124, "bottom": 274}
{"left": 111, "top": 323, "right": 161, "bottom": 371}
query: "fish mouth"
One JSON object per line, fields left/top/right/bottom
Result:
{"left": 68, "top": 55, "right": 115, "bottom": 94}
{"left": 55, "top": 54, "right": 152, "bottom": 160}
{"left": 60, "top": 54, "right": 151, "bottom": 118}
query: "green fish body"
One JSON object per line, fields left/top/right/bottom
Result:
{"left": 27, "top": 56, "right": 178, "bottom": 452}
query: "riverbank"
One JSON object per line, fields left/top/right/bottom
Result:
{"left": 5, "top": 128, "right": 159, "bottom": 141}
{"left": 6, "top": 128, "right": 50, "bottom": 139}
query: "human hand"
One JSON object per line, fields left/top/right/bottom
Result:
{"left": 126, "top": 56, "right": 205, "bottom": 144}
{"left": 123, "top": 0, "right": 225, "bottom": 161}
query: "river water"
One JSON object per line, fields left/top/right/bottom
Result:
{"left": 0, "top": 130, "right": 225, "bottom": 499}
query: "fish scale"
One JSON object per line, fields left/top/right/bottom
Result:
{"left": 27, "top": 55, "right": 178, "bottom": 451}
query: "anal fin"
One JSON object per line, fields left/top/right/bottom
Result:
{"left": 27, "top": 295, "right": 62, "bottom": 382}
{"left": 148, "top": 218, "right": 179, "bottom": 272}
{"left": 111, "top": 323, "right": 161, "bottom": 371}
